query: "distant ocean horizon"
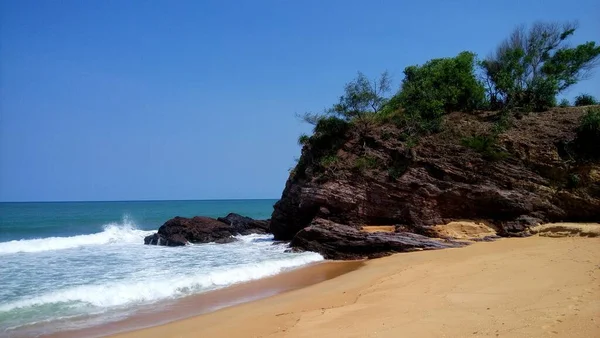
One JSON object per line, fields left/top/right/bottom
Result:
{"left": 0, "top": 199, "right": 323, "bottom": 336}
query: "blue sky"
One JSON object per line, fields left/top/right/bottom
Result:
{"left": 1, "top": 0, "right": 599, "bottom": 202}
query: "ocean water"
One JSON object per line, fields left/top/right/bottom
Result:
{"left": 0, "top": 200, "right": 323, "bottom": 336}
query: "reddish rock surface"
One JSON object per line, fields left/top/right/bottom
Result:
{"left": 217, "top": 213, "right": 270, "bottom": 235}
{"left": 144, "top": 214, "right": 270, "bottom": 246}
{"left": 290, "top": 218, "right": 465, "bottom": 260}
{"left": 271, "top": 108, "right": 600, "bottom": 241}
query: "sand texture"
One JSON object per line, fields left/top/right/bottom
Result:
{"left": 112, "top": 231, "right": 600, "bottom": 338}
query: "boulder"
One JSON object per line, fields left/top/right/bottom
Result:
{"left": 143, "top": 233, "right": 187, "bottom": 246}
{"left": 144, "top": 214, "right": 271, "bottom": 246}
{"left": 144, "top": 216, "right": 235, "bottom": 246}
{"left": 290, "top": 218, "right": 465, "bottom": 260}
{"left": 217, "top": 213, "right": 270, "bottom": 235}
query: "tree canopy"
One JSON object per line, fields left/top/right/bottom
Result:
{"left": 480, "top": 21, "right": 600, "bottom": 111}
{"left": 326, "top": 71, "right": 392, "bottom": 120}
{"left": 397, "top": 51, "right": 485, "bottom": 119}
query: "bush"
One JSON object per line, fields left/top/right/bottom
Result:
{"left": 567, "top": 173, "right": 581, "bottom": 189}
{"left": 320, "top": 155, "right": 339, "bottom": 168}
{"left": 353, "top": 155, "right": 379, "bottom": 172}
{"left": 387, "top": 156, "right": 410, "bottom": 181}
{"left": 559, "top": 98, "right": 570, "bottom": 107}
{"left": 398, "top": 51, "right": 485, "bottom": 117}
{"left": 461, "top": 134, "right": 509, "bottom": 161}
{"left": 324, "top": 71, "right": 392, "bottom": 121}
{"left": 575, "top": 107, "right": 600, "bottom": 158}
{"left": 574, "top": 94, "right": 598, "bottom": 106}
{"left": 388, "top": 51, "right": 485, "bottom": 138}
{"left": 297, "top": 134, "right": 310, "bottom": 146}
{"left": 318, "top": 155, "right": 342, "bottom": 176}
{"left": 579, "top": 107, "right": 600, "bottom": 134}
{"left": 481, "top": 21, "right": 600, "bottom": 112}
{"left": 303, "top": 116, "right": 350, "bottom": 165}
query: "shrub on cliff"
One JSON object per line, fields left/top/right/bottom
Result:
{"left": 559, "top": 98, "right": 570, "bottom": 107}
{"left": 575, "top": 107, "right": 600, "bottom": 158}
{"left": 324, "top": 71, "right": 392, "bottom": 121}
{"left": 396, "top": 51, "right": 485, "bottom": 118}
{"left": 481, "top": 21, "right": 600, "bottom": 112}
{"left": 297, "top": 134, "right": 310, "bottom": 146}
{"left": 380, "top": 51, "right": 484, "bottom": 137}
{"left": 353, "top": 155, "right": 379, "bottom": 173}
{"left": 461, "top": 134, "right": 509, "bottom": 161}
{"left": 307, "top": 116, "right": 350, "bottom": 161}
{"left": 574, "top": 94, "right": 598, "bottom": 106}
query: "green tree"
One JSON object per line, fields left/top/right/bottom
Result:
{"left": 398, "top": 51, "right": 485, "bottom": 116}
{"left": 574, "top": 94, "right": 598, "bottom": 106}
{"left": 326, "top": 71, "right": 392, "bottom": 121}
{"left": 558, "top": 98, "right": 570, "bottom": 107}
{"left": 481, "top": 21, "right": 600, "bottom": 111}
{"left": 575, "top": 107, "right": 600, "bottom": 158}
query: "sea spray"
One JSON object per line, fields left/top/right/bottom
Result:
{"left": 0, "top": 252, "right": 322, "bottom": 312}
{"left": 0, "top": 217, "right": 323, "bottom": 335}
{"left": 0, "top": 217, "right": 152, "bottom": 255}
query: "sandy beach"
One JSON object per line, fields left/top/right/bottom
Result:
{"left": 109, "top": 231, "right": 600, "bottom": 338}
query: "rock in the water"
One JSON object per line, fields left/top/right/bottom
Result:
{"left": 145, "top": 214, "right": 271, "bottom": 246}
{"left": 143, "top": 233, "right": 187, "bottom": 246}
{"left": 290, "top": 218, "right": 465, "bottom": 260}
{"left": 144, "top": 216, "right": 235, "bottom": 246}
{"left": 217, "top": 213, "right": 270, "bottom": 235}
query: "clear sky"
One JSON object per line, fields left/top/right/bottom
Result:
{"left": 1, "top": 0, "right": 599, "bottom": 202}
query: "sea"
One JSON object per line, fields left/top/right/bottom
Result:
{"left": 0, "top": 200, "right": 323, "bottom": 337}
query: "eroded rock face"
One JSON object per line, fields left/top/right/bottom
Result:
{"left": 155, "top": 216, "right": 236, "bottom": 245}
{"left": 144, "top": 214, "right": 270, "bottom": 246}
{"left": 290, "top": 218, "right": 465, "bottom": 260}
{"left": 143, "top": 233, "right": 187, "bottom": 246}
{"left": 271, "top": 108, "right": 600, "bottom": 241}
{"left": 217, "top": 213, "right": 270, "bottom": 235}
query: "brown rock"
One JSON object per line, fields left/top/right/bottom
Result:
{"left": 217, "top": 213, "right": 270, "bottom": 235}
{"left": 290, "top": 218, "right": 465, "bottom": 260}
{"left": 271, "top": 108, "right": 600, "bottom": 240}
{"left": 144, "top": 216, "right": 235, "bottom": 246}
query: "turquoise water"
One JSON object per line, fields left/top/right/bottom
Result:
{"left": 0, "top": 199, "right": 276, "bottom": 242}
{"left": 0, "top": 200, "right": 323, "bottom": 336}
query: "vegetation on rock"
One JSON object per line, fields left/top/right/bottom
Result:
{"left": 575, "top": 107, "right": 600, "bottom": 158}
{"left": 480, "top": 21, "right": 600, "bottom": 111}
{"left": 291, "top": 20, "right": 599, "bottom": 177}
{"left": 271, "top": 20, "right": 600, "bottom": 243}
{"left": 574, "top": 94, "right": 598, "bottom": 106}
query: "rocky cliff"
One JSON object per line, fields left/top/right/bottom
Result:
{"left": 270, "top": 107, "right": 600, "bottom": 250}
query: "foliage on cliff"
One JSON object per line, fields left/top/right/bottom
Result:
{"left": 271, "top": 21, "right": 600, "bottom": 241}
{"left": 291, "top": 20, "right": 599, "bottom": 182}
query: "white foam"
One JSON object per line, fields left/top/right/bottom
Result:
{"left": 0, "top": 218, "right": 153, "bottom": 255}
{"left": 0, "top": 252, "right": 323, "bottom": 311}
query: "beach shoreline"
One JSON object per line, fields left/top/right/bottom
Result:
{"left": 38, "top": 260, "right": 362, "bottom": 338}
{"left": 105, "top": 235, "right": 599, "bottom": 338}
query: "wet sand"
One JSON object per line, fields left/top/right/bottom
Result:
{"left": 110, "top": 235, "right": 600, "bottom": 338}
{"left": 41, "top": 261, "right": 362, "bottom": 338}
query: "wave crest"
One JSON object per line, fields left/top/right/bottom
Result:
{"left": 0, "top": 218, "right": 153, "bottom": 255}
{"left": 0, "top": 253, "right": 323, "bottom": 311}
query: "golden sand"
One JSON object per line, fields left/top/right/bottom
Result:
{"left": 361, "top": 225, "right": 396, "bottom": 233}
{"left": 110, "top": 225, "right": 600, "bottom": 338}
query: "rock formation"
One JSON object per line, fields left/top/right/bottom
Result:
{"left": 290, "top": 218, "right": 465, "bottom": 260}
{"left": 271, "top": 108, "right": 600, "bottom": 254}
{"left": 144, "top": 214, "right": 270, "bottom": 246}
{"left": 217, "top": 213, "right": 270, "bottom": 235}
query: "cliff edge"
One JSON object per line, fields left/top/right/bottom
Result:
{"left": 270, "top": 107, "right": 600, "bottom": 249}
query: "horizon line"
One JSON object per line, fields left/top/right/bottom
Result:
{"left": 0, "top": 198, "right": 280, "bottom": 204}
